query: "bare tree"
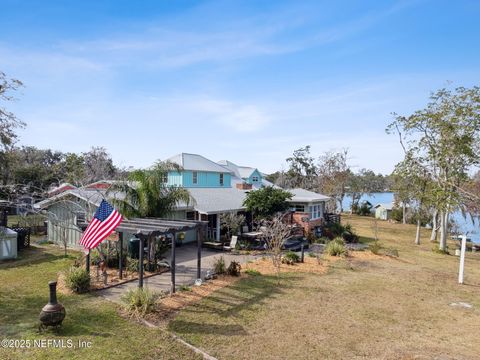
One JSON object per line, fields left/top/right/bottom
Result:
{"left": 317, "top": 149, "right": 350, "bottom": 212}
{"left": 257, "top": 214, "right": 292, "bottom": 279}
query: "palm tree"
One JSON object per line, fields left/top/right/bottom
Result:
{"left": 108, "top": 161, "right": 194, "bottom": 270}
{"left": 109, "top": 161, "right": 193, "bottom": 218}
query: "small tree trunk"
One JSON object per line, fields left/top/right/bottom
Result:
{"left": 415, "top": 219, "right": 421, "bottom": 245}
{"left": 402, "top": 203, "right": 406, "bottom": 224}
{"left": 439, "top": 210, "right": 449, "bottom": 251}
{"left": 430, "top": 209, "right": 438, "bottom": 242}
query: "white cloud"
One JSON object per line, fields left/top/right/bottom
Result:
{"left": 194, "top": 99, "right": 270, "bottom": 133}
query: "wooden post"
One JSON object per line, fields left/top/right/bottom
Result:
{"left": 197, "top": 227, "right": 202, "bottom": 280}
{"left": 119, "top": 232, "right": 123, "bottom": 280}
{"left": 171, "top": 231, "right": 176, "bottom": 294}
{"left": 138, "top": 236, "right": 144, "bottom": 288}
{"left": 301, "top": 243, "right": 305, "bottom": 263}
{"left": 458, "top": 234, "right": 467, "bottom": 284}
{"left": 86, "top": 250, "right": 90, "bottom": 274}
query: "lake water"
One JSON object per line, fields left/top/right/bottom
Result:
{"left": 341, "top": 192, "right": 480, "bottom": 243}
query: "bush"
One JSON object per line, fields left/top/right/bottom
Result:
{"left": 322, "top": 223, "right": 359, "bottom": 243}
{"left": 179, "top": 285, "right": 192, "bottom": 292}
{"left": 369, "top": 242, "right": 382, "bottom": 255}
{"left": 325, "top": 238, "right": 347, "bottom": 257}
{"left": 282, "top": 251, "right": 300, "bottom": 265}
{"left": 213, "top": 256, "right": 226, "bottom": 275}
{"left": 308, "top": 252, "right": 317, "bottom": 258}
{"left": 126, "top": 257, "right": 140, "bottom": 274}
{"left": 226, "top": 261, "right": 241, "bottom": 276}
{"left": 65, "top": 267, "right": 90, "bottom": 293}
{"left": 314, "top": 237, "right": 330, "bottom": 244}
{"left": 385, "top": 248, "right": 399, "bottom": 257}
{"left": 354, "top": 201, "right": 373, "bottom": 216}
{"left": 245, "top": 269, "right": 261, "bottom": 276}
{"left": 121, "top": 287, "right": 161, "bottom": 316}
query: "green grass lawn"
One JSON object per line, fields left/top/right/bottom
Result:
{"left": 0, "top": 245, "right": 201, "bottom": 360}
{"left": 168, "top": 215, "right": 480, "bottom": 359}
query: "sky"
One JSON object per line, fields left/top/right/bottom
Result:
{"left": 1, "top": 0, "right": 479, "bottom": 175}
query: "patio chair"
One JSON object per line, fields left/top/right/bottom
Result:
{"left": 223, "top": 235, "right": 238, "bottom": 251}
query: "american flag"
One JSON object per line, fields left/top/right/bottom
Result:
{"left": 80, "top": 199, "right": 123, "bottom": 250}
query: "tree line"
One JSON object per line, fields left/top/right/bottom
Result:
{"left": 1, "top": 72, "right": 120, "bottom": 201}
{"left": 266, "top": 146, "right": 393, "bottom": 213}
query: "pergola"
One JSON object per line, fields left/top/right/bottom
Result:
{"left": 87, "top": 218, "right": 207, "bottom": 293}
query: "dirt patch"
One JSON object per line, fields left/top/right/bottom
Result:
{"left": 243, "top": 256, "right": 328, "bottom": 274}
{"left": 146, "top": 274, "right": 243, "bottom": 326}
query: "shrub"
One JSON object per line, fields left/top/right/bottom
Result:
{"left": 121, "top": 287, "right": 161, "bottom": 317}
{"left": 213, "top": 256, "right": 226, "bottom": 275}
{"left": 369, "top": 242, "right": 382, "bottom": 255}
{"left": 385, "top": 248, "right": 399, "bottom": 257}
{"left": 226, "top": 261, "right": 241, "bottom": 276}
{"left": 245, "top": 269, "right": 261, "bottom": 276}
{"left": 314, "top": 237, "right": 330, "bottom": 244}
{"left": 179, "top": 285, "right": 192, "bottom": 292}
{"left": 325, "top": 238, "right": 347, "bottom": 257}
{"left": 282, "top": 251, "right": 300, "bottom": 265}
{"left": 322, "top": 223, "right": 359, "bottom": 243}
{"left": 65, "top": 267, "right": 90, "bottom": 293}
{"left": 126, "top": 257, "right": 140, "bottom": 274}
{"left": 308, "top": 252, "right": 317, "bottom": 258}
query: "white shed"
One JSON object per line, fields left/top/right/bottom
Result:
{"left": 0, "top": 227, "right": 18, "bottom": 260}
{"left": 374, "top": 203, "right": 394, "bottom": 220}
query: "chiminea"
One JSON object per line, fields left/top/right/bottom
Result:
{"left": 39, "top": 281, "right": 66, "bottom": 331}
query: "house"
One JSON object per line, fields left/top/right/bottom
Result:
{"left": 38, "top": 152, "right": 330, "bottom": 248}
{"left": 374, "top": 203, "right": 394, "bottom": 220}
{"left": 217, "top": 160, "right": 274, "bottom": 189}
{"left": 287, "top": 188, "right": 330, "bottom": 236}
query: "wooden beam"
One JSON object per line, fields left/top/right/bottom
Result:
{"left": 138, "top": 236, "right": 144, "bottom": 288}
{"left": 119, "top": 232, "right": 123, "bottom": 280}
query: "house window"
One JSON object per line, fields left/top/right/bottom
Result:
{"left": 309, "top": 205, "right": 321, "bottom": 220}
{"left": 252, "top": 176, "right": 259, "bottom": 182}
{"left": 219, "top": 173, "right": 224, "bottom": 186}
{"left": 161, "top": 173, "right": 168, "bottom": 183}
{"left": 75, "top": 212, "right": 86, "bottom": 226}
{"left": 293, "top": 204, "right": 305, "bottom": 212}
{"left": 186, "top": 211, "right": 195, "bottom": 220}
{"left": 192, "top": 171, "right": 198, "bottom": 184}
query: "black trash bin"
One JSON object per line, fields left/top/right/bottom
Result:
{"left": 128, "top": 237, "right": 140, "bottom": 259}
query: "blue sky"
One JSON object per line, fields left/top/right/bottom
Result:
{"left": 1, "top": 0, "right": 479, "bottom": 174}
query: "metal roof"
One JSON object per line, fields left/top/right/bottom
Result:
{"left": 167, "top": 153, "right": 232, "bottom": 173}
{"left": 116, "top": 217, "right": 207, "bottom": 237}
{"left": 288, "top": 188, "right": 330, "bottom": 203}
{"left": 187, "top": 187, "right": 248, "bottom": 214}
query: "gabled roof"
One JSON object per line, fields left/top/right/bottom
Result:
{"left": 218, "top": 160, "right": 259, "bottom": 179}
{"left": 168, "top": 153, "right": 232, "bottom": 173}
{"left": 287, "top": 188, "right": 330, "bottom": 203}
{"left": 374, "top": 203, "right": 394, "bottom": 210}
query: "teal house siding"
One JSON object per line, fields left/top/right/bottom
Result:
{"left": 167, "top": 171, "right": 183, "bottom": 186}
{"left": 182, "top": 171, "right": 231, "bottom": 188}
{"left": 245, "top": 169, "right": 262, "bottom": 185}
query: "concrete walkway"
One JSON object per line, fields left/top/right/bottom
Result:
{"left": 98, "top": 244, "right": 258, "bottom": 304}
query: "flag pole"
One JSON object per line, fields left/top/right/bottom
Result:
{"left": 86, "top": 249, "right": 90, "bottom": 274}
